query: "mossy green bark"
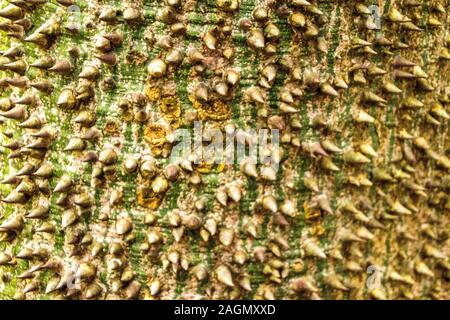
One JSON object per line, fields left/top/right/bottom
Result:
{"left": 0, "top": 0, "right": 449, "bottom": 300}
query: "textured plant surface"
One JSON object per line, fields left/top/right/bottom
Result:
{"left": 0, "top": 0, "right": 449, "bottom": 300}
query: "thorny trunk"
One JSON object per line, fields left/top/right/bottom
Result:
{"left": 0, "top": 0, "right": 449, "bottom": 300}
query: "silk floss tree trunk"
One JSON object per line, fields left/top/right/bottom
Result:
{"left": 0, "top": 0, "right": 449, "bottom": 300}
